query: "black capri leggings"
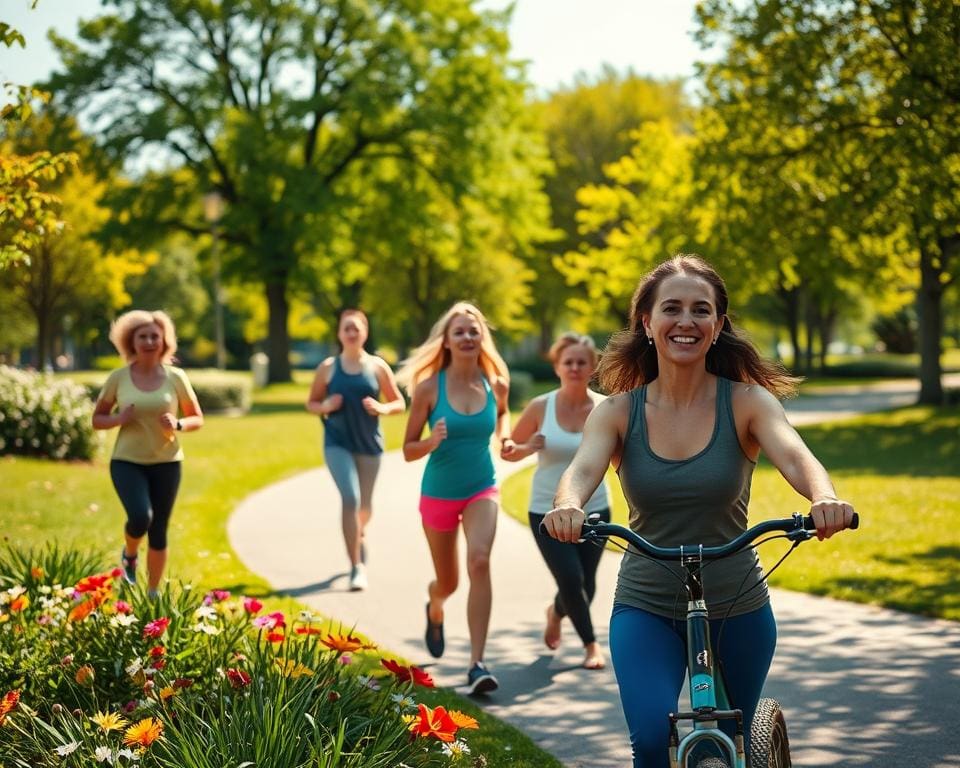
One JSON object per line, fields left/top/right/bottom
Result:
{"left": 529, "top": 507, "right": 611, "bottom": 646}
{"left": 110, "top": 460, "right": 182, "bottom": 550}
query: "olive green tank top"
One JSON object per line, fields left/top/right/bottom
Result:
{"left": 614, "top": 377, "right": 768, "bottom": 620}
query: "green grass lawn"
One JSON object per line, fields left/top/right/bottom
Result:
{"left": 501, "top": 403, "right": 960, "bottom": 621}
{"left": 0, "top": 376, "right": 560, "bottom": 767}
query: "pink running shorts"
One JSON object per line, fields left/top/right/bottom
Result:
{"left": 419, "top": 487, "right": 500, "bottom": 532}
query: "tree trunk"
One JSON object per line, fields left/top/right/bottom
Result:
{"left": 817, "top": 306, "right": 837, "bottom": 373}
{"left": 779, "top": 284, "right": 801, "bottom": 372}
{"left": 916, "top": 245, "right": 945, "bottom": 404}
{"left": 265, "top": 279, "right": 293, "bottom": 384}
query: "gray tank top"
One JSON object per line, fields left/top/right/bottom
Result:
{"left": 614, "top": 377, "right": 768, "bottom": 619}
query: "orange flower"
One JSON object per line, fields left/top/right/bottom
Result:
{"left": 0, "top": 690, "right": 20, "bottom": 725}
{"left": 75, "top": 665, "right": 95, "bottom": 685}
{"left": 123, "top": 717, "right": 164, "bottom": 748}
{"left": 68, "top": 599, "right": 96, "bottom": 623}
{"left": 408, "top": 703, "right": 459, "bottom": 742}
{"left": 9, "top": 595, "right": 28, "bottom": 613}
{"left": 448, "top": 710, "right": 479, "bottom": 730}
{"left": 321, "top": 633, "right": 366, "bottom": 653}
{"left": 30, "top": 567, "right": 44, "bottom": 580}
{"left": 381, "top": 659, "right": 435, "bottom": 688}
{"left": 295, "top": 627, "right": 323, "bottom": 636}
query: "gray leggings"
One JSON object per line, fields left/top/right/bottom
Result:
{"left": 323, "top": 445, "right": 381, "bottom": 519}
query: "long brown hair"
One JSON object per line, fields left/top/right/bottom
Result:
{"left": 596, "top": 255, "right": 800, "bottom": 398}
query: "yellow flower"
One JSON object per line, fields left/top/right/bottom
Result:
{"left": 90, "top": 710, "right": 128, "bottom": 733}
{"left": 274, "top": 658, "right": 315, "bottom": 678}
{"left": 9, "top": 595, "right": 28, "bottom": 613}
{"left": 123, "top": 717, "right": 164, "bottom": 748}
{"left": 158, "top": 686, "right": 176, "bottom": 701}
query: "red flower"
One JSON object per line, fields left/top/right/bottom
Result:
{"left": 295, "top": 627, "right": 323, "bottom": 636}
{"left": 142, "top": 617, "right": 170, "bottom": 638}
{"left": 75, "top": 573, "right": 114, "bottom": 593}
{"left": 173, "top": 678, "right": 194, "bottom": 689}
{"left": 242, "top": 597, "right": 263, "bottom": 615}
{"left": 266, "top": 631, "right": 285, "bottom": 644}
{"left": 226, "top": 668, "right": 251, "bottom": 688}
{"left": 409, "top": 704, "right": 459, "bottom": 742}
{"left": 148, "top": 646, "right": 166, "bottom": 658}
{"left": 381, "top": 659, "right": 435, "bottom": 688}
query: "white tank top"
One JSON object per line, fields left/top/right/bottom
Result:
{"left": 529, "top": 390, "right": 610, "bottom": 514}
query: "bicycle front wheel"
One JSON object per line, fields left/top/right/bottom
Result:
{"left": 750, "top": 698, "right": 791, "bottom": 768}
{"left": 695, "top": 759, "right": 730, "bottom": 768}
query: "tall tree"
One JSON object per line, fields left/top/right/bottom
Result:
{"left": 48, "top": 0, "right": 548, "bottom": 382}
{"left": 695, "top": 0, "right": 960, "bottom": 402}
{"left": 1, "top": 6, "right": 77, "bottom": 267}
{"left": 533, "top": 71, "right": 689, "bottom": 344}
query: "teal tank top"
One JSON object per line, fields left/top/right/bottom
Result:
{"left": 421, "top": 369, "right": 497, "bottom": 499}
{"left": 614, "top": 377, "right": 767, "bottom": 619}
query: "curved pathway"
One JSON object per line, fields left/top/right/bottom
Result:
{"left": 229, "top": 379, "right": 960, "bottom": 767}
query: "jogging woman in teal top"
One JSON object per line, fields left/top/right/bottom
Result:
{"left": 398, "top": 302, "right": 510, "bottom": 694}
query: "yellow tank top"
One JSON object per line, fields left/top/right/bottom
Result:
{"left": 99, "top": 366, "right": 195, "bottom": 464}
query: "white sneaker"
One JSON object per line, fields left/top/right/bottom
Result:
{"left": 348, "top": 564, "right": 368, "bottom": 591}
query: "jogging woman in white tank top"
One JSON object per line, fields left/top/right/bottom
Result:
{"left": 501, "top": 332, "right": 609, "bottom": 670}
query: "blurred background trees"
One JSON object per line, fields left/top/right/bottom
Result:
{"left": 1, "top": 0, "right": 957, "bottom": 400}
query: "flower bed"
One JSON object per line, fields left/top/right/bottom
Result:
{"left": 0, "top": 545, "right": 481, "bottom": 766}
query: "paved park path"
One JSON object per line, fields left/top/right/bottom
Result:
{"left": 229, "top": 378, "right": 960, "bottom": 768}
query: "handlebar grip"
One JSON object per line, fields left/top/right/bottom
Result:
{"left": 803, "top": 512, "right": 859, "bottom": 530}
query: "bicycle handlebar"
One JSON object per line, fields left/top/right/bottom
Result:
{"left": 543, "top": 512, "right": 859, "bottom": 561}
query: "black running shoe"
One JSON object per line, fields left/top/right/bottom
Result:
{"left": 425, "top": 603, "right": 444, "bottom": 658}
{"left": 465, "top": 661, "right": 498, "bottom": 695}
{"left": 120, "top": 550, "right": 137, "bottom": 585}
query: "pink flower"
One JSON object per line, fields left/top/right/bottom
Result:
{"left": 242, "top": 597, "right": 263, "bottom": 615}
{"left": 115, "top": 601, "right": 132, "bottom": 614}
{"left": 142, "top": 617, "right": 170, "bottom": 638}
{"left": 251, "top": 611, "right": 284, "bottom": 630}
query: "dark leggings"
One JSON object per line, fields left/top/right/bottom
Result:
{"left": 609, "top": 602, "right": 777, "bottom": 767}
{"left": 110, "top": 460, "right": 182, "bottom": 550}
{"left": 529, "top": 507, "right": 610, "bottom": 645}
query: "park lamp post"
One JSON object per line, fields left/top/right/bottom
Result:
{"left": 203, "top": 191, "right": 226, "bottom": 370}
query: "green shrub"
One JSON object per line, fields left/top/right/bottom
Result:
{"left": 0, "top": 545, "right": 482, "bottom": 767}
{"left": 0, "top": 366, "right": 100, "bottom": 460}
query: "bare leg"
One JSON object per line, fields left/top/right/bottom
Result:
{"left": 355, "top": 454, "right": 381, "bottom": 562}
{"left": 544, "top": 603, "right": 562, "bottom": 650}
{"left": 124, "top": 532, "right": 141, "bottom": 560}
{"left": 422, "top": 524, "right": 459, "bottom": 627}
{"left": 461, "top": 498, "right": 498, "bottom": 666}
{"left": 146, "top": 547, "right": 167, "bottom": 592}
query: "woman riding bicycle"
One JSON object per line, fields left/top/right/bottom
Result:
{"left": 544, "top": 254, "right": 855, "bottom": 767}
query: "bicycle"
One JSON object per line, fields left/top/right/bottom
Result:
{"left": 572, "top": 511, "right": 859, "bottom": 768}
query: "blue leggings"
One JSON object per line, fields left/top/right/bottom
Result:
{"left": 609, "top": 602, "right": 777, "bottom": 768}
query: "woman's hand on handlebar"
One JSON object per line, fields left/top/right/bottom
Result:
{"left": 543, "top": 505, "right": 586, "bottom": 543}
{"left": 809, "top": 498, "right": 856, "bottom": 540}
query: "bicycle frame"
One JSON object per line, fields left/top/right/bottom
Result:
{"left": 668, "top": 545, "right": 745, "bottom": 768}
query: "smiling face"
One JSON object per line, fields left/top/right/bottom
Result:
{"left": 555, "top": 342, "right": 596, "bottom": 386}
{"left": 338, "top": 312, "right": 368, "bottom": 350}
{"left": 642, "top": 273, "right": 724, "bottom": 364}
{"left": 444, "top": 313, "right": 483, "bottom": 360}
{"left": 131, "top": 322, "right": 165, "bottom": 360}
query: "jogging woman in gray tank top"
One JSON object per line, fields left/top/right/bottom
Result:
{"left": 502, "top": 332, "right": 610, "bottom": 670}
{"left": 306, "top": 309, "right": 405, "bottom": 591}
{"left": 542, "top": 255, "right": 856, "bottom": 767}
